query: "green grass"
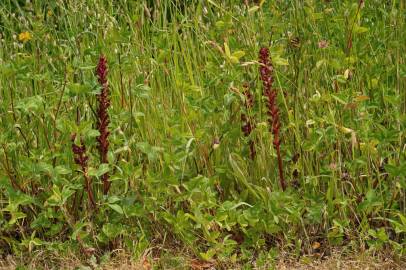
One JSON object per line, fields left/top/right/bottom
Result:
{"left": 0, "top": 0, "right": 405, "bottom": 268}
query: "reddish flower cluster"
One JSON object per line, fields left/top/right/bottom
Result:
{"left": 72, "top": 140, "right": 88, "bottom": 167}
{"left": 259, "top": 47, "right": 286, "bottom": 191}
{"left": 241, "top": 83, "right": 256, "bottom": 160}
{"left": 71, "top": 134, "right": 96, "bottom": 208}
{"left": 96, "top": 55, "right": 111, "bottom": 194}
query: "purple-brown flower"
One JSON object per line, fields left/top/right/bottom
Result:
{"left": 71, "top": 134, "right": 96, "bottom": 208}
{"left": 96, "top": 55, "right": 111, "bottom": 194}
{"left": 259, "top": 47, "right": 286, "bottom": 191}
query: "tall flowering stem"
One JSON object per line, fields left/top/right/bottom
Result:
{"left": 96, "top": 55, "right": 111, "bottom": 195}
{"left": 259, "top": 47, "right": 286, "bottom": 191}
{"left": 241, "top": 83, "right": 256, "bottom": 160}
{"left": 71, "top": 134, "right": 96, "bottom": 209}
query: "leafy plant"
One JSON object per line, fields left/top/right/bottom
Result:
{"left": 0, "top": 0, "right": 405, "bottom": 267}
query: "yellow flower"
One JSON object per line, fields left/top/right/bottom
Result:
{"left": 18, "top": 31, "right": 32, "bottom": 42}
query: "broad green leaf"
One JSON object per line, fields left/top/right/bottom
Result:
{"left": 353, "top": 25, "right": 369, "bottom": 34}
{"left": 88, "top": 164, "right": 110, "bottom": 178}
{"left": 124, "top": 203, "right": 144, "bottom": 217}
{"left": 273, "top": 57, "right": 289, "bottom": 66}
{"left": 102, "top": 223, "right": 124, "bottom": 239}
{"left": 108, "top": 203, "right": 124, "bottom": 215}
{"left": 232, "top": 50, "right": 245, "bottom": 59}
{"left": 54, "top": 166, "right": 71, "bottom": 175}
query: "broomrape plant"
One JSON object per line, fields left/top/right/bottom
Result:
{"left": 259, "top": 47, "right": 286, "bottom": 191}
{"left": 96, "top": 55, "right": 111, "bottom": 195}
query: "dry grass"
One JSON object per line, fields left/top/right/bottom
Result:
{"left": 276, "top": 253, "right": 404, "bottom": 270}
{"left": 0, "top": 250, "right": 144, "bottom": 270}
{"left": 0, "top": 250, "right": 404, "bottom": 270}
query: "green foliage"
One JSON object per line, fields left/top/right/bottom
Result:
{"left": 0, "top": 0, "right": 405, "bottom": 266}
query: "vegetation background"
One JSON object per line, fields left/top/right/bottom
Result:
{"left": 0, "top": 0, "right": 405, "bottom": 269}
